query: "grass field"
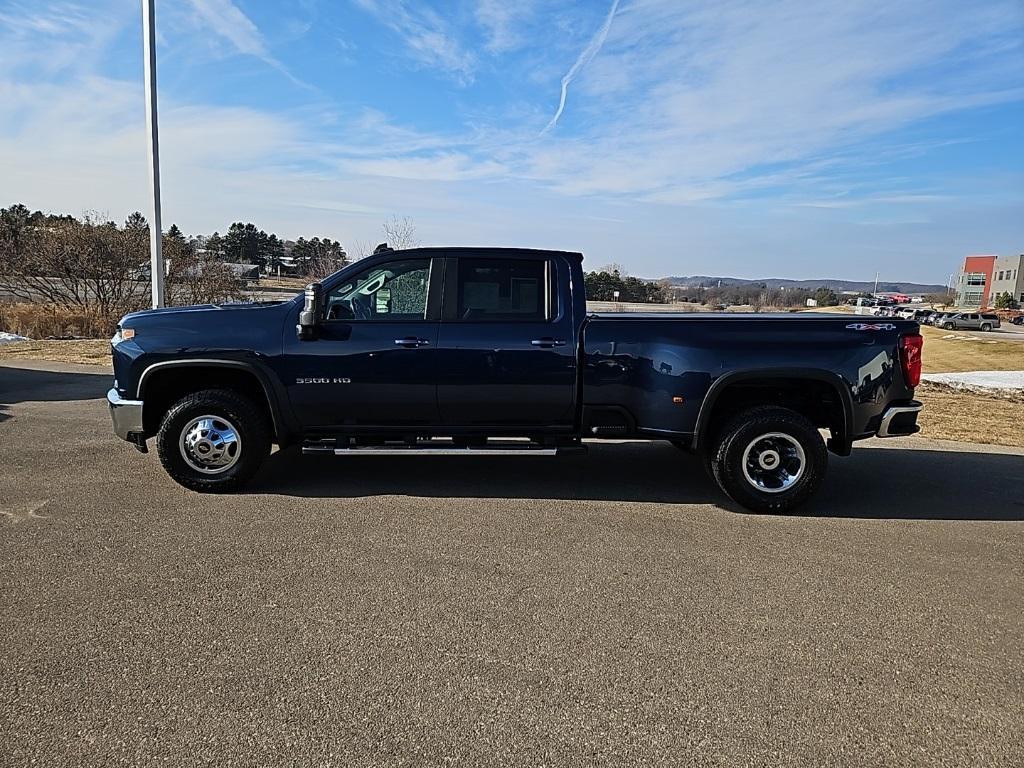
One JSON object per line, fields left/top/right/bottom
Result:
{"left": 0, "top": 339, "right": 111, "bottom": 366}
{"left": 3, "top": 318, "right": 1023, "bottom": 448}
{"left": 916, "top": 383, "right": 1024, "bottom": 447}
{"left": 920, "top": 324, "right": 1024, "bottom": 372}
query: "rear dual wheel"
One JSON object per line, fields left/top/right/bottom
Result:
{"left": 709, "top": 406, "right": 827, "bottom": 514}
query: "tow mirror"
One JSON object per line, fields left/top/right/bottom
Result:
{"left": 297, "top": 282, "right": 323, "bottom": 340}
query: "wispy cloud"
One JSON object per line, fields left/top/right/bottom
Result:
{"left": 352, "top": 0, "right": 475, "bottom": 83}
{"left": 475, "top": 0, "right": 535, "bottom": 53}
{"left": 0, "top": 1, "right": 122, "bottom": 76}
{"left": 525, "top": 0, "right": 1024, "bottom": 199}
{"left": 187, "top": 0, "right": 269, "bottom": 58}
{"left": 541, "top": 0, "right": 620, "bottom": 135}
{"left": 185, "top": 0, "right": 310, "bottom": 88}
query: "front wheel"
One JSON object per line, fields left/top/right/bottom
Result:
{"left": 943, "top": 323, "right": 955, "bottom": 330}
{"left": 709, "top": 406, "right": 827, "bottom": 514}
{"left": 156, "top": 389, "right": 271, "bottom": 493}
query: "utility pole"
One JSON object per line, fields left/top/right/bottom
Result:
{"left": 873, "top": 271, "right": 879, "bottom": 296}
{"left": 142, "top": 0, "right": 164, "bottom": 308}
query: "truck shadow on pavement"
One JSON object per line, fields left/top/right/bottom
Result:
{"left": 0, "top": 365, "right": 110, "bottom": 424}
{"left": 252, "top": 442, "right": 1024, "bottom": 522}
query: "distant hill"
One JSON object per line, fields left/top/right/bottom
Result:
{"left": 661, "top": 275, "right": 948, "bottom": 295}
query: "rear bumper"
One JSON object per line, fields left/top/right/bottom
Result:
{"left": 107, "top": 388, "right": 144, "bottom": 441}
{"left": 876, "top": 400, "right": 923, "bottom": 438}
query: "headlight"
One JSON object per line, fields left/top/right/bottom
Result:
{"left": 111, "top": 327, "right": 136, "bottom": 345}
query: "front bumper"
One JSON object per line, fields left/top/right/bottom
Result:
{"left": 107, "top": 388, "right": 144, "bottom": 441}
{"left": 877, "top": 400, "right": 923, "bottom": 438}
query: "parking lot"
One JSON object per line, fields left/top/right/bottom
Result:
{"left": 2, "top": 361, "right": 1023, "bottom": 766}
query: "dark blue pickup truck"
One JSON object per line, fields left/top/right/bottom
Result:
{"left": 108, "top": 247, "right": 923, "bottom": 513}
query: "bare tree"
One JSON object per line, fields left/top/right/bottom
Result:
{"left": 0, "top": 209, "right": 245, "bottom": 334}
{"left": 0, "top": 212, "right": 148, "bottom": 321}
{"left": 598, "top": 262, "right": 627, "bottom": 276}
{"left": 349, "top": 238, "right": 374, "bottom": 261}
{"left": 165, "top": 237, "right": 247, "bottom": 307}
{"left": 382, "top": 215, "right": 420, "bottom": 250}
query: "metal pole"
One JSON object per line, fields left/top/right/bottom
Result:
{"left": 142, "top": 0, "right": 164, "bottom": 308}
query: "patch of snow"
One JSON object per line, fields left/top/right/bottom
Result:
{"left": 0, "top": 331, "right": 29, "bottom": 344}
{"left": 922, "top": 370, "right": 1024, "bottom": 394}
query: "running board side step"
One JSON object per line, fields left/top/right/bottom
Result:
{"left": 302, "top": 441, "right": 584, "bottom": 457}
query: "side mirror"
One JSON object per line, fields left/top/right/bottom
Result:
{"left": 297, "top": 282, "right": 322, "bottom": 340}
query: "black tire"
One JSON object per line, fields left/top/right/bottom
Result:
{"left": 709, "top": 406, "right": 827, "bottom": 514}
{"left": 156, "top": 389, "right": 271, "bottom": 493}
{"left": 943, "top": 323, "right": 954, "bottom": 330}
{"left": 981, "top": 323, "right": 992, "bottom": 332}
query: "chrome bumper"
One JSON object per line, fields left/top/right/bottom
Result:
{"left": 877, "top": 401, "right": 923, "bottom": 438}
{"left": 107, "top": 388, "right": 144, "bottom": 441}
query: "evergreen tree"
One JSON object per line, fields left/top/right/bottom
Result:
{"left": 166, "top": 223, "right": 185, "bottom": 243}
{"left": 124, "top": 211, "right": 148, "bottom": 233}
{"left": 204, "top": 231, "right": 224, "bottom": 259}
{"left": 223, "top": 222, "right": 270, "bottom": 268}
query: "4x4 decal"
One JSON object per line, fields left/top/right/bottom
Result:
{"left": 846, "top": 323, "right": 897, "bottom": 331}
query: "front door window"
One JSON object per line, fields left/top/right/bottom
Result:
{"left": 325, "top": 259, "right": 430, "bottom": 321}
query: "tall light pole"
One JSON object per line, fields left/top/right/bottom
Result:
{"left": 142, "top": 0, "right": 164, "bottom": 307}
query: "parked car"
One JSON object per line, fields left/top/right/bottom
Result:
{"left": 107, "top": 247, "right": 924, "bottom": 514}
{"left": 938, "top": 312, "right": 1001, "bottom": 331}
{"left": 1011, "top": 315, "right": 1024, "bottom": 326}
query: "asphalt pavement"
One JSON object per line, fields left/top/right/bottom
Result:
{"left": 1, "top": 361, "right": 1022, "bottom": 767}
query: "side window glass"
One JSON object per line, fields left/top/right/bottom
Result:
{"left": 456, "top": 259, "right": 548, "bottom": 321}
{"left": 325, "top": 259, "right": 430, "bottom": 321}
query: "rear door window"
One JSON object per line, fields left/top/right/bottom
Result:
{"left": 453, "top": 259, "right": 549, "bottom": 321}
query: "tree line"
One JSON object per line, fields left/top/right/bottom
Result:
{"left": 583, "top": 267, "right": 846, "bottom": 308}
{"left": 0, "top": 205, "right": 249, "bottom": 324}
{"left": 0, "top": 205, "right": 431, "bottom": 280}
{"left": 584, "top": 268, "right": 671, "bottom": 303}
{"left": 0, "top": 204, "right": 429, "bottom": 336}
{"left": 153, "top": 218, "right": 347, "bottom": 277}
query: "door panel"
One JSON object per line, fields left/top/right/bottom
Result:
{"left": 281, "top": 257, "right": 441, "bottom": 429}
{"left": 435, "top": 256, "right": 576, "bottom": 427}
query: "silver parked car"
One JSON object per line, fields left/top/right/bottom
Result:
{"left": 939, "top": 312, "right": 1001, "bottom": 331}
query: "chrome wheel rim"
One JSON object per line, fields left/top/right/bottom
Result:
{"left": 179, "top": 415, "right": 241, "bottom": 474}
{"left": 741, "top": 432, "right": 805, "bottom": 494}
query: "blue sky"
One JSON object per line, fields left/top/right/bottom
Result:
{"left": 0, "top": 0, "right": 1022, "bottom": 282}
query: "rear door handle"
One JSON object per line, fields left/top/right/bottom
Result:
{"left": 531, "top": 338, "right": 566, "bottom": 348}
{"left": 394, "top": 337, "right": 430, "bottom": 348}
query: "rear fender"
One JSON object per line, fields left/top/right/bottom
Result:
{"left": 692, "top": 368, "right": 855, "bottom": 455}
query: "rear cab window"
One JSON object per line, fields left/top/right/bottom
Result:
{"left": 447, "top": 258, "right": 552, "bottom": 321}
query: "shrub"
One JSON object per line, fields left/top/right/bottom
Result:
{"left": 0, "top": 303, "right": 110, "bottom": 338}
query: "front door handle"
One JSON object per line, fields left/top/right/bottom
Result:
{"left": 531, "top": 338, "right": 567, "bottom": 348}
{"left": 394, "top": 337, "right": 430, "bottom": 348}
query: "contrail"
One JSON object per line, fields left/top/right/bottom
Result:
{"left": 541, "top": 0, "right": 620, "bottom": 135}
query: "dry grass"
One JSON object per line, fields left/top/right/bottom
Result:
{"left": 916, "top": 382, "right": 1024, "bottom": 447}
{"left": 0, "top": 302, "right": 113, "bottom": 338}
{"left": 256, "top": 277, "right": 308, "bottom": 291}
{"left": 920, "top": 325, "right": 1024, "bottom": 373}
{"left": 0, "top": 339, "right": 111, "bottom": 367}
